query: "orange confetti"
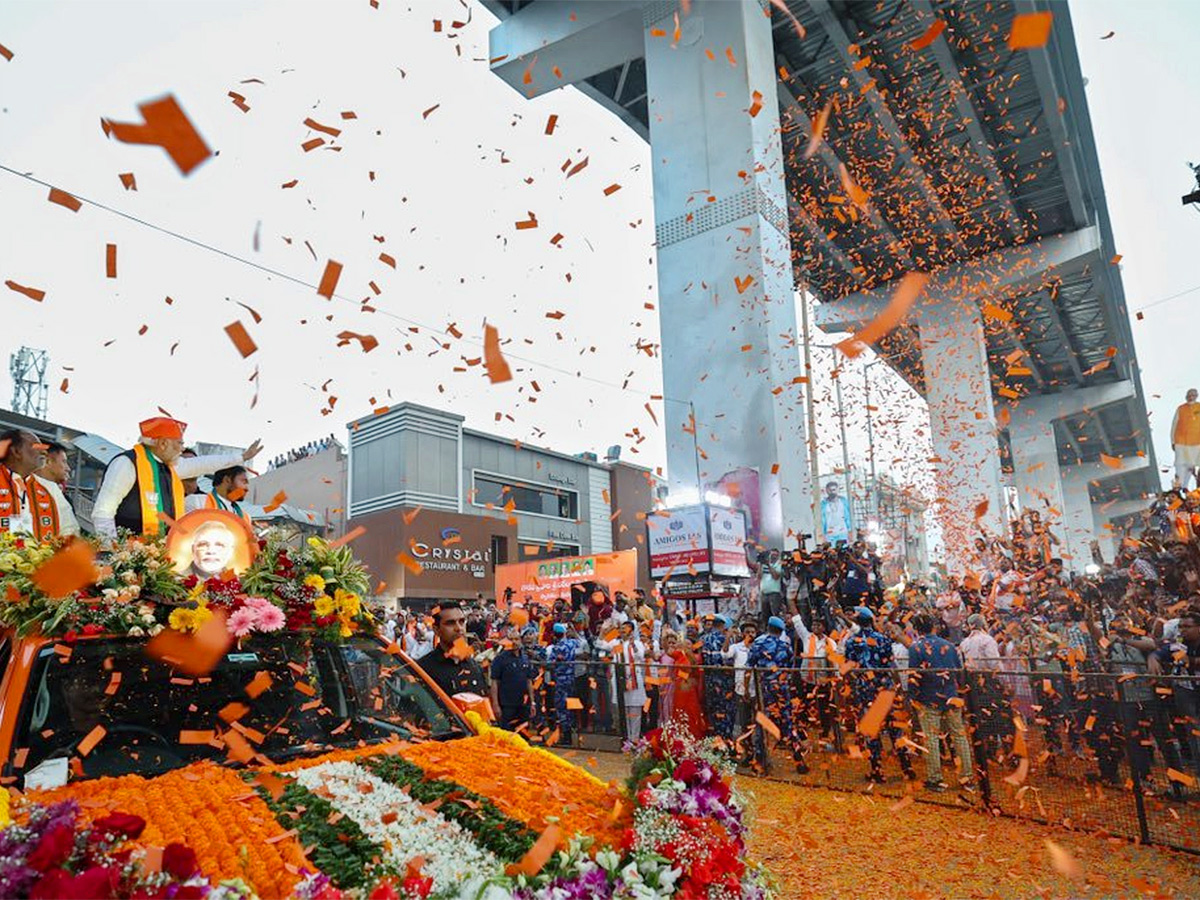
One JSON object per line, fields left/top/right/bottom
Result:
{"left": 755, "top": 711, "right": 782, "bottom": 741}
{"left": 804, "top": 101, "right": 832, "bottom": 160}
{"left": 118, "top": 172, "right": 137, "bottom": 191}
{"left": 102, "top": 94, "right": 212, "bottom": 175}
{"left": 48, "top": 187, "right": 82, "bottom": 212}
{"left": 748, "top": 90, "right": 763, "bottom": 118}
{"left": 837, "top": 272, "right": 930, "bottom": 358}
{"left": 31, "top": 540, "right": 98, "bottom": 599}
{"left": 328, "top": 525, "right": 366, "bottom": 549}
{"left": 179, "top": 730, "right": 216, "bottom": 745}
{"left": 908, "top": 18, "right": 946, "bottom": 51}
{"left": 602, "top": 184, "right": 621, "bottom": 196}
{"left": 483, "top": 324, "right": 512, "bottom": 384}
{"left": 1099, "top": 454, "right": 1123, "bottom": 469}
{"left": 244, "top": 671, "right": 273, "bottom": 699}
{"left": 1008, "top": 11, "right": 1053, "bottom": 50}
{"left": 735, "top": 274, "right": 755, "bottom": 294}
{"left": 1044, "top": 839, "right": 1083, "bottom": 879}
{"left": 77, "top": 725, "right": 107, "bottom": 757}
{"left": 317, "top": 260, "right": 343, "bottom": 299}
{"left": 224, "top": 321, "right": 258, "bottom": 358}
{"left": 515, "top": 212, "right": 538, "bottom": 230}
{"left": 544, "top": 114, "right": 558, "bottom": 135}
{"left": 837, "top": 163, "right": 869, "bottom": 211}
{"left": 981, "top": 302, "right": 1012, "bottom": 322}
{"left": 0, "top": 42, "right": 12, "bottom": 62}
{"left": 396, "top": 551, "right": 423, "bottom": 575}
{"left": 447, "top": 637, "right": 473, "bottom": 661}
{"left": 146, "top": 610, "right": 233, "bottom": 677}
{"left": 856, "top": 689, "right": 896, "bottom": 739}
{"left": 767, "top": 0, "right": 805, "bottom": 39}
{"left": 106, "top": 243, "right": 118, "bottom": 278}
{"left": 6, "top": 279, "right": 45, "bottom": 301}
{"left": 335, "top": 331, "right": 379, "bottom": 353}
{"left": 506, "top": 824, "right": 561, "bottom": 878}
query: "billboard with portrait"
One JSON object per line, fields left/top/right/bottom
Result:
{"left": 165, "top": 509, "right": 257, "bottom": 579}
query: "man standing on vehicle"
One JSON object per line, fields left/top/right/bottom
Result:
{"left": 419, "top": 602, "right": 488, "bottom": 699}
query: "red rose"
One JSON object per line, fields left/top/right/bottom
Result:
{"left": 81, "top": 624, "right": 103, "bottom": 636}
{"left": 92, "top": 812, "right": 146, "bottom": 839}
{"left": 367, "top": 880, "right": 399, "bottom": 900}
{"left": 68, "top": 866, "right": 118, "bottom": 899}
{"left": 162, "top": 843, "right": 198, "bottom": 879}
{"left": 673, "top": 758, "right": 699, "bottom": 784}
{"left": 26, "top": 824, "right": 75, "bottom": 872}
{"left": 400, "top": 875, "right": 433, "bottom": 899}
{"left": 62, "top": 630, "right": 78, "bottom": 644}
{"left": 182, "top": 575, "right": 199, "bottom": 590}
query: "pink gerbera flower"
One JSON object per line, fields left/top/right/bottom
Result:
{"left": 228, "top": 607, "right": 257, "bottom": 638}
{"left": 256, "top": 604, "right": 286, "bottom": 632}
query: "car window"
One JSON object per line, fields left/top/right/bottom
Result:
{"left": 11, "top": 634, "right": 465, "bottom": 785}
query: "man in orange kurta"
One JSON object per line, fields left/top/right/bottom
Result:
{"left": 1171, "top": 389, "right": 1200, "bottom": 489}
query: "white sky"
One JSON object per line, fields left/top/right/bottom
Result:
{"left": 1, "top": 0, "right": 1197, "bottom": 518}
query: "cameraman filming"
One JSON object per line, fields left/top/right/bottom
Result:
{"left": 758, "top": 547, "right": 786, "bottom": 626}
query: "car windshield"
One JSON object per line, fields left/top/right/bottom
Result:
{"left": 10, "top": 634, "right": 466, "bottom": 786}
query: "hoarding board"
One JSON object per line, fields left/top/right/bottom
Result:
{"left": 646, "top": 505, "right": 710, "bottom": 577}
{"left": 494, "top": 549, "right": 639, "bottom": 609}
{"left": 708, "top": 506, "right": 750, "bottom": 576}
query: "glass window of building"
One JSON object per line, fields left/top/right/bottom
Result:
{"left": 473, "top": 473, "right": 579, "bottom": 519}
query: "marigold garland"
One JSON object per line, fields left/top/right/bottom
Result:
{"left": 398, "top": 730, "right": 631, "bottom": 850}
{"left": 29, "top": 763, "right": 308, "bottom": 898}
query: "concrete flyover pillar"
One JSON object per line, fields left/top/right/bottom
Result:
{"left": 918, "top": 300, "right": 1005, "bottom": 575}
{"left": 642, "top": 0, "right": 812, "bottom": 544}
{"left": 1006, "top": 381, "right": 1136, "bottom": 571}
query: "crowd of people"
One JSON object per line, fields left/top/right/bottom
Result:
{"left": 267, "top": 434, "right": 339, "bottom": 469}
{"left": 378, "top": 494, "right": 1200, "bottom": 803}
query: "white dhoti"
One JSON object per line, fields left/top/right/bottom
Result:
{"left": 1175, "top": 444, "right": 1200, "bottom": 486}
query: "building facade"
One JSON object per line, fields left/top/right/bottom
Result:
{"left": 247, "top": 443, "right": 347, "bottom": 537}
{"left": 345, "top": 403, "right": 660, "bottom": 602}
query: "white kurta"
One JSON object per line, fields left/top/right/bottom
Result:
{"left": 92, "top": 449, "right": 243, "bottom": 539}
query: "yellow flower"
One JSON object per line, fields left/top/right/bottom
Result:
{"left": 303, "top": 574, "right": 326, "bottom": 591}
{"left": 334, "top": 589, "right": 360, "bottom": 618}
{"left": 339, "top": 620, "right": 354, "bottom": 638}
{"left": 0, "top": 784, "right": 9, "bottom": 828}
{"left": 306, "top": 537, "right": 323, "bottom": 550}
{"left": 313, "top": 595, "right": 335, "bottom": 617}
{"left": 169, "top": 601, "right": 213, "bottom": 634}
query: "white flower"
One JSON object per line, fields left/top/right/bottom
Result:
{"left": 291, "top": 762, "right": 501, "bottom": 894}
{"left": 148, "top": 624, "right": 163, "bottom": 636}
{"left": 596, "top": 848, "right": 622, "bottom": 873}
{"left": 128, "top": 626, "right": 145, "bottom": 637}
{"left": 101, "top": 588, "right": 119, "bottom": 600}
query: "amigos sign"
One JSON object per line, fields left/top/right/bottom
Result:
{"left": 646, "top": 504, "right": 749, "bottom": 578}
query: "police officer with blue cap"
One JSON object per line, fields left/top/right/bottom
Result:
{"left": 700, "top": 613, "right": 736, "bottom": 742}
{"left": 545, "top": 621, "right": 586, "bottom": 743}
{"left": 747, "top": 615, "right": 808, "bottom": 773}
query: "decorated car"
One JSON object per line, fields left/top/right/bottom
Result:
{"left": 0, "top": 529, "right": 773, "bottom": 899}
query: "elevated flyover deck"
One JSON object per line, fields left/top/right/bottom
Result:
{"left": 484, "top": 0, "right": 1154, "bottom": 568}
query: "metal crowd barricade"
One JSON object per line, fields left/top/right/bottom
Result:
{"left": 502, "top": 654, "right": 1200, "bottom": 852}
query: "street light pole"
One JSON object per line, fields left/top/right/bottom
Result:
{"left": 864, "top": 360, "right": 879, "bottom": 523}
{"left": 799, "top": 288, "right": 823, "bottom": 544}
{"left": 832, "top": 357, "right": 853, "bottom": 536}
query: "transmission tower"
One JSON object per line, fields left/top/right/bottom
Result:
{"left": 9, "top": 347, "right": 49, "bottom": 420}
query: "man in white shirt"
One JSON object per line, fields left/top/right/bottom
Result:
{"left": 723, "top": 620, "right": 758, "bottom": 760}
{"left": 32, "top": 442, "right": 80, "bottom": 537}
{"left": 402, "top": 615, "right": 434, "bottom": 660}
{"left": 790, "top": 613, "right": 838, "bottom": 743}
{"left": 959, "top": 615, "right": 1003, "bottom": 671}
{"left": 596, "top": 620, "right": 647, "bottom": 741}
{"left": 92, "top": 417, "right": 262, "bottom": 541}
